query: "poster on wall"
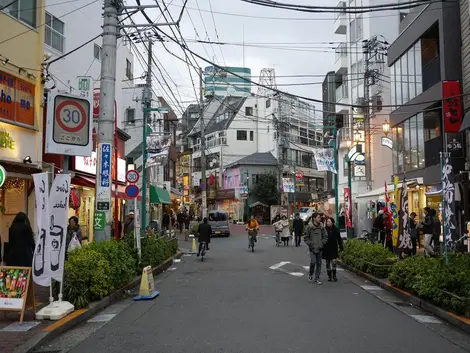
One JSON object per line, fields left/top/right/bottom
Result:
{"left": 344, "top": 188, "right": 352, "bottom": 228}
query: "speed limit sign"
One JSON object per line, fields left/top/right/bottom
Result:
{"left": 46, "top": 91, "right": 93, "bottom": 156}
{"left": 126, "top": 170, "right": 140, "bottom": 184}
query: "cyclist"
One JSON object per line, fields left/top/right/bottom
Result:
{"left": 197, "top": 217, "right": 211, "bottom": 257}
{"left": 246, "top": 215, "right": 260, "bottom": 249}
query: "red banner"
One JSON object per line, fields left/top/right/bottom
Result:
{"left": 344, "top": 188, "right": 352, "bottom": 228}
{"left": 442, "top": 81, "right": 463, "bottom": 133}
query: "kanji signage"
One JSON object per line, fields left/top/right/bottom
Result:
{"left": 46, "top": 91, "right": 93, "bottom": 157}
{"left": 0, "top": 70, "right": 35, "bottom": 128}
{"left": 442, "top": 81, "right": 463, "bottom": 133}
{"left": 96, "top": 143, "right": 112, "bottom": 211}
{"left": 74, "top": 151, "right": 126, "bottom": 182}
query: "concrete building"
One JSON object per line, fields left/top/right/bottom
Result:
{"left": 333, "top": 0, "right": 401, "bottom": 231}
{"left": 386, "top": 0, "right": 463, "bottom": 226}
{"left": 44, "top": 0, "right": 134, "bottom": 125}
{"left": 0, "top": 0, "right": 46, "bottom": 242}
{"left": 204, "top": 66, "right": 251, "bottom": 98}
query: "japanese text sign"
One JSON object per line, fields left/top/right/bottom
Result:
{"left": 0, "top": 70, "right": 35, "bottom": 127}
{"left": 442, "top": 81, "right": 463, "bottom": 133}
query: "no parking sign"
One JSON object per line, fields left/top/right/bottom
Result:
{"left": 45, "top": 91, "right": 93, "bottom": 157}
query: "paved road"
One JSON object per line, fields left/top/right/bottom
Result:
{"left": 36, "top": 234, "right": 470, "bottom": 353}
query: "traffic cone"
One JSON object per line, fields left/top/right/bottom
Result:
{"left": 191, "top": 237, "right": 197, "bottom": 253}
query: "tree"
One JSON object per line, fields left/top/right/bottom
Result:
{"left": 248, "top": 173, "right": 279, "bottom": 205}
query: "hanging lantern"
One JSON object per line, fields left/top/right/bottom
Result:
{"left": 69, "top": 188, "right": 81, "bottom": 210}
{"left": 209, "top": 173, "right": 215, "bottom": 185}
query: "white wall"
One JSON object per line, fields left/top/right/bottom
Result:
{"left": 45, "top": 0, "right": 134, "bottom": 126}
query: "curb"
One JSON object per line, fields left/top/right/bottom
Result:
{"left": 14, "top": 251, "right": 183, "bottom": 353}
{"left": 337, "top": 260, "right": 470, "bottom": 334}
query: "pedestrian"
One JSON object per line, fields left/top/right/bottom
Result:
{"left": 124, "top": 212, "right": 135, "bottom": 236}
{"left": 420, "top": 207, "right": 434, "bottom": 256}
{"left": 4, "top": 212, "right": 35, "bottom": 267}
{"left": 177, "top": 211, "right": 185, "bottom": 232}
{"left": 382, "top": 212, "right": 393, "bottom": 252}
{"left": 338, "top": 211, "right": 346, "bottom": 232}
{"left": 409, "top": 212, "right": 418, "bottom": 255}
{"left": 197, "top": 217, "right": 211, "bottom": 256}
{"left": 273, "top": 215, "right": 289, "bottom": 246}
{"left": 323, "top": 218, "right": 343, "bottom": 282}
{"left": 304, "top": 212, "right": 328, "bottom": 284}
{"left": 374, "top": 210, "right": 385, "bottom": 245}
{"left": 66, "top": 216, "right": 83, "bottom": 253}
{"left": 162, "top": 210, "right": 171, "bottom": 233}
{"left": 184, "top": 210, "right": 190, "bottom": 231}
{"left": 292, "top": 212, "right": 304, "bottom": 246}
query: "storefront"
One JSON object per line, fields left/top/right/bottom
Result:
{"left": 215, "top": 189, "right": 240, "bottom": 220}
{"left": 149, "top": 185, "right": 172, "bottom": 225}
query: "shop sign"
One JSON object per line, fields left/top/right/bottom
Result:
{"left": 215, "top": 189, "right": 235, "bottom": 200}
{"left": 0, "top": 70, "right": 35, "bottom": 128}
{"left": 381, "top": 137, "right": 393, "bottom": 149}
{"left": 77, "top": 76, "right": 93, "bottom": 99}
{"left": 74, "top": 151, "right": 126, "bottom": 182}
{"left": 94, "top": 211, "right": 106, "bottom": 230}
{"left": 0, "top": 164, "right": 6, "bottom": 188}
{"left": 442, "top": 81, "right": 463, "bottom": 133}
{"left": 0, "top": 130, "right": 15, "bottom": 150}
{"left": 96, "top": 143, "right": 112, "bottom": 211}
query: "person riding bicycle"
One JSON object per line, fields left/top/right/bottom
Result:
{"left": 246, "top": 215, "right": 260, "bottom": 248}
{"left": 197, "top": 217, "right": 211, "bottom": 257}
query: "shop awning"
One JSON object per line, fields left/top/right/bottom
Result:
{"left": 356, "top": 177, "right": 424, "bottom": 200}
{"left": 150, "top": 185, "right": 172, "bottom": 204}
{"left": 249, "top": 201, "right": 268, "bottom": 208}
{"left": 72, "top": 174, "right": 142, "bottom": 201}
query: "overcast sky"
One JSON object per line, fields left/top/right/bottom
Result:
{"left": 129, "top": 0, "right": 340, "bottom": 116}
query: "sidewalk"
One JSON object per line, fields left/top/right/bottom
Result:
{"left": 0, "top": 284, "right": 50, "bottom": 353}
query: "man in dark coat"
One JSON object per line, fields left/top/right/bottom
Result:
{"left": 197, "top": 217, "right": 212, "bottom": 256}
{"left": 292, "top": 212, "right": 304, "bottom": 246}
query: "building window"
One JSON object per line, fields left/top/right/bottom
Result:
{"left": 45, "top": 12, "right": 64, "bottom": 53}
{"left": 126, "top": 59, "right": 133, "bottom": 80}
{"left": 423, "top": 109, "right": 441, "bottom": 141}
{"left": 350, "top": 15, "right": 363, "bottom": 42}
{"left": 250, "top": 131, "right": 254, "bottom": 141}
{"left": 125, "top": 108, "right": 135, "bottom": 125}
{"left": 266, "top": 99, "right": 271, "bottom": 108}
{"left": 237, "top": 130, "right": 247, "bottom": 141}
{"left": 94, "top": 44, "right": 102, "bottom": 61}
{"left": 2, "top": 0, "right": 37, "bottom": 27}
{"left": 245, "top": 107, "right": 253, "bottom": 116}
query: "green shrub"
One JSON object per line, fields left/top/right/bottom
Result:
{"left": 389, "top": 254, "right": 470, "bottom": 315}
{"left": 89, "top": 240, "right": 137, "bottom": 290}
{"left": 63, "top": 247, "right": 112, "bottom": 308}
{"left": 340, "top": 239, "right": 397, "bottom": 278}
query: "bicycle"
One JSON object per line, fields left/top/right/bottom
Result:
{"left": 449, "top": 234, "right": 468, "bottom": 253}
{"left": 247, "top": 228, "right": 258, "bottom": 252}
{"left": 199, "top": 241, "right": 207, "bottom": 261}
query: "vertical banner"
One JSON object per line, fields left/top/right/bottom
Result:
{"left": 397, "top": 179, "right": 412, "bottom": 253}
{"left": 32, "top": 173, "right": 51, "bottom": 287}
{"left": 344, "top": 188, "right": 352, "bottom": 228}
{"left": 392, "top": 176, "right": 399, "bottom": 247}
{"left": 442, "top": 81, "right": 463, "bottom": 133}
{"left": 441, "top": 155, "right": 456, "bottom": 247}
{"left": 384, "top": 181, "right": 390, "bottom": 213}
{"left": 96, "top": 142, "right": 112, "bottom": 211}
{"left": 49, "top": 174, "right": 71, "bottom": 283}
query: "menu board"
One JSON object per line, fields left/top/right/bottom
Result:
{"left": 0, "top": 266, "right": 35, "bottom": 324}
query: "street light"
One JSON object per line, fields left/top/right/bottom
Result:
{"left": 345, "top": 143, "right": 363, "bottom": 238}
{"left": 382, "top": 119, "right": 390, "bottom": 137}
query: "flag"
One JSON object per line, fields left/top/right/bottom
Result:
{"left": 441, "top": 155, "right": 456, "bottom": 247}
{"left": 48, "top": 174, "right": 71, "bottom": 283}
{"left": 392, "top": 176, "right": 399, "bottom": 248}
{"left": 397, "top": 179, "right": 412, "bottom": 253}
{"left": 344, "top": 188, "right": 352, "bottom": 228}
{"left": 32, "top": 173, "right": 51, "bottom": 287}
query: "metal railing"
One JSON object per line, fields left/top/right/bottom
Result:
{"left": 335, "top": 43, "right": 347, "bottom": 62}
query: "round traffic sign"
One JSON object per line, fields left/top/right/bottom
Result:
{"left": 55, "top": 99, "right": 87, "bottom": 133}
{"left": 125, "top": 184, "right": 139, "bottom": 198}
{"left": 0, "top": 164, "right": 7, "bottom": 188}
{"left": 126, "top": 169, "right": 139, "bottom": 184}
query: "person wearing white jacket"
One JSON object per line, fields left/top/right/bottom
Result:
{"left": 273, "top": 216, "right": 290, "bottom": 246}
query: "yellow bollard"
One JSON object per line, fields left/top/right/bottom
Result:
{"left": 191, "top": 237, "right": 197, "bottom": 253}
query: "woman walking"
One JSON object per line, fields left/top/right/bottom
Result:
{"left": 273, "top": 215, "right": 290, "bottom": 246}
{"left": 323, "top": 218, "right": 343, "bottom": 282}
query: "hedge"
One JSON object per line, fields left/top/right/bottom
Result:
{"left": 62, "top": 235, "right": 178, "bottom": 309}
{"left": 341, "top": 239, "right": 470, "bottom": 316}
{"left": 340, "top": 239, "right": 397, "bottom": 278}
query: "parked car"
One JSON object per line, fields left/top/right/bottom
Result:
{"left": 298, "top": 207, "right": 315, "bottom": 223}
{"left": 208, "top": 210, "right": 230, "bottom": 237}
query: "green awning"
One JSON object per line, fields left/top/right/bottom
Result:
{"left": 149, "top": 186, "right": 172, "bottom": 204}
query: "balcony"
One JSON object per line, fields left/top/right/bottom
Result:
{"left": 335, "top": 43, "right": 348, "bottom": 75}
{"left": 334, "top": 2, "right": 347, "bottom": 35}
{"left": 335, "top": 84, "right": 349, "bottom": 114}
{"left": 192, "top": 136, "right": 227, "bottom": 151}
{"left": 338, "top": 126, "right": 352, "bottom": 149}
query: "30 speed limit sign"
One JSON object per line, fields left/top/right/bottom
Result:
{"left": 126, "top": 170, "right": 140, "bottom": 184}
{"left": 46, "top": 91, "right": 93, "bottom": 156}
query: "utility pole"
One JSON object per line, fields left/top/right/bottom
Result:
{"left": 199, "top": 67, "right": 207, "bottom": 219}
{"left": 363, "top": 44, "right": 372, "bottom": 192}
{"left": 95, "top": 0, "right": 121, "bottom": 242}
{"left": 140, "top": 39, "right": 153, "bottom": 232}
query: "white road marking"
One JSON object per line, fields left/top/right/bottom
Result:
{"left": 168, "top": 267, "right": 177, "bottom": 271}
{"left": 173, "top": 259, "right": 181, "bottom": 263}
{"left": 410, "top": 315, "right": 442, "bottom": 324}
{"left": 269, "top": 261, "right": 290, "bottom": 270}
{"left": 289, "top": 272, "right": 304, "bottom": 277}
{"left": 87, "top": 314, "right": 117, "bottom": 323}
{"left": 360, "top": 285, "right": 383, "bottom": 291}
